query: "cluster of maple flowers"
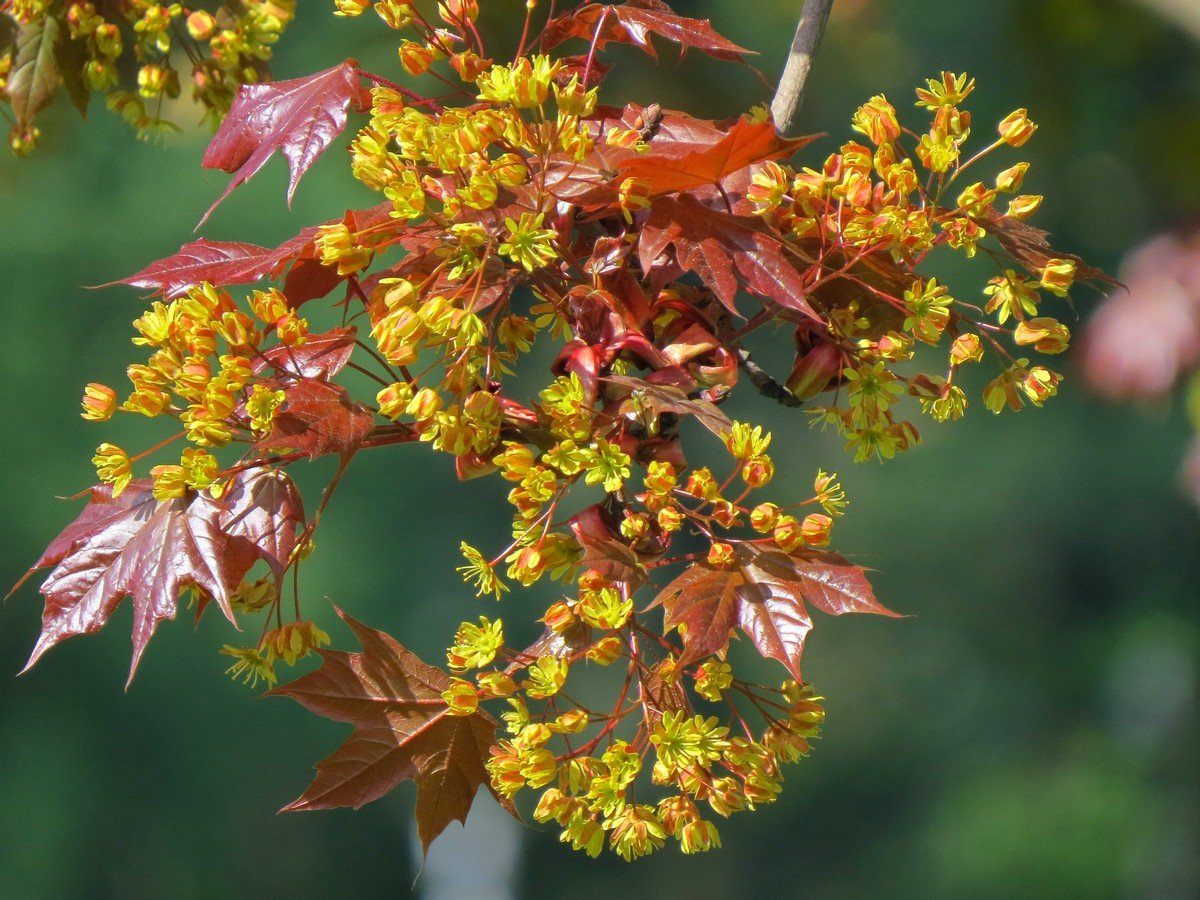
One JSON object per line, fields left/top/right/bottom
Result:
{"left": 16, "top": 0, "right": 1100, "bottom": 862}
{"left": 1, "top": 0, "right": 294, "bottom": 152}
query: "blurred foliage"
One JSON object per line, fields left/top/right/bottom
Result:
{"left": 0, "top": 0, "right": 1196, "bottom": 896}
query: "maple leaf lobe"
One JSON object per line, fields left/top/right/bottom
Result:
{"left": 639, "top": 196, "right": 817, "bottom": 319}
{"left": 269, "top": 610, "right": 508, "bottom": 853}
{"left": 199, "top": 61, "right": 364, "bottom": 225}
{"left": 543, "top": 1, "right": 752, "bottom": 62}
{"left": 256, "top": 378, "right": 375, "bottom": 460}
{"left": 17, "top": 470, "right": 304, "bottom": 686}
{"left": 658, "top": 546, "right": 894, "bottom": 680}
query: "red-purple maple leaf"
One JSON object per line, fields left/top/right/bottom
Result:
{"left": 542, "top": 0, "right": 752, "bottom": 62}
{"left": 113, "top": 203, "right": 394, "bottom": 299}
{"left": 17, "top": 469, "right": 303, "bottom": 685}
{"left": 256, "top": 378, "right": 375, "bottom": 460}
{"left": 604, "top": 374, "right": 731, "bottom": 437}
{"left": 199, "top": 61, "right": 365, "bottom": 226}
{"left": 269, "top": 610, "right": 512, "bottom": 854}
{"left": 657, "top": 545, "right": 897, "bottom": 679}
{"left": 639, "top": 195, "right": 817, "bottom": 319}
{"left": 569, "top": 504, "right": 648, "bottom": 589}
{"left": 254, "top": 327, "right": 358, "bottom": 382}
{"left": 619, "top": 118, "right": 815, "bottom": 197}
{"left": 216, "top": 468, "right": 306, "bottom": 577}
{"left": 112, "top": 238, "right": 290, "bottom": 299}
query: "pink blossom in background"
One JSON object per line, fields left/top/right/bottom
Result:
{"left": 1185, "top": 438, "right": 1200, "bottom": 506}
{"left": 1081, "top": 232, "right": 1200, "bottom": 400}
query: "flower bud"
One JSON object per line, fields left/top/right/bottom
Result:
{"left": 1040, "top": 259, "right": 1076, "bottom": 298}
{"left": 950, "top": 333, "right": 984, "bottom": 364}
{"left": 586, "top": 634, "right": 624, "bottom": 665}
{"left": 81, "top": 383, "right": 117, "bottom": 421}
{"left": 1007, "top": 194, "right": 1043, "bottom": 220}
{"left": 995, "top": 162, "right": 1029, "bottom": 193}
{"left": 750, "top": 503, "right": 780, "bottom": 533}
{"left": 1013, "top": 317, "right": 1071, "bottom": 354}
{"left": 186, "top": 10, "right": 216, "bottom": 40}
{"left": 773, "top": 515, "right": 803, "bottom": 551}
{"left": 706, "top": 542, "right": 735, "bottom": 567}
{"left": 406, "top": 387, "right": 442, "bottom": 420}
{"left": 376, "top": 382, "right": 412, "bottom": 419}
{"left": 786, "top": 342, "right": 842, "bottom": 400}
{"left": 998, "top": 109, "right": 1037, "bottom": 147}
{"left": 542, "top": 600, "right": 578, "bottom": 634}
{"left": 441, "top": 679, "right": 479, "bottom": 715}
{"left": 801, "top": 513, "right": 833, "bottom": 547}
{"left": 399, "top": 41, "right": 437, "bottom": 76}
{"left": 657, "top": 507, "right": 683, "bottom": 532}
{"left": 477, "top": 672, "right": 516, "bottom": 698}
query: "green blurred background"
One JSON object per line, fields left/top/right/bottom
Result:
{"left": 1, "top": 0, "right": 1196, "bottom": 896}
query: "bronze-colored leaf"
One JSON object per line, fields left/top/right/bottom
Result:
{"left": 256, "top": 378, "right": 374, "bottom": 460}
{"left": 656, "top": 544, "right": 894, "bottom": 679}
{"left": 639, "top": 196, "right": 817, "bottom": 319}
{"left": 605, "top": 374, "right": 732, "bottom": 437}
{"left": 199, "top": 61, "right": 365, "bottom": 225}
{"left": 542, "top": 0, "right": 752, "bottom": 62}
{"left": 8, "top": 16, "right": 62, "bottom": 131}
{"left": 16, "top": 478, "right": 279, "bottom": 685}
{"left": 618, "top": 118, "right": 816, "bottom": 197}
{"left": 269, "top": 610, "right": 510, "bottom": 854}
{"left": 109, "top": 203, "right": 393, "bottom": 299}
{"left": 638, "top": 659, "right": 690, "bottom": 726}
{"left": 982, "top": 213, "right": 1112, "bottom": 285}
{"left": 255, "top": 327, "right": 358, "bottom": 382}
{"left": 569, "top": 504, "right": 648, "bottom": 589}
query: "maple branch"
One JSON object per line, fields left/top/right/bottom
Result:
{"left": 354, "top": 68, "right": 444, "bottom": 113}
{"left": 732, "top": 343, "right": 804, "bottom": 407}
{"left": 770, "top": 0, "right": 835, "bottom": 133}
{"left": 1132, "top": 0, "right": 1200, "bottom": 42}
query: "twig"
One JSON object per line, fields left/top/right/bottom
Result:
{"left": 733, "top": 343, "right": 804, "bottom": 407}
{"left": 1132, "top": 0, "right": 1200, "bottom": 43}
{"left": 770, "top": 0, "right": 835, "bottom": 134}
{"left": 354, "top": 69, "right": 444, "bottom": 113}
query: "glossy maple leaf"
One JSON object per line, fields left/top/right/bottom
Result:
{"left": 255, "top": 326, "right": 358, "bottom": 381}
{"left": 273, "top": 204, "right": 398, "bottom": 305}
{"left": 592, "top": 103, "right": 723, "bottom": 154}
{"left": 618, "top": 118, "right": 816, "bottom": 197}
{"left": 199, "top": 61, "right": 364, "bottom": 226}
{"left": 216, "top": 468, "right": 306, "bottom": 577}
{"left": 268, "top": 610, "right": 510, "bottom": 853}
{"left": 7, "top": 16, "right": 61, "bottom": 131}
{"left": 112, "top": 238, "right": 290, "bottom": 299}
{"left": 520, "top": 619, "right": 595, "bottom": 663}
{"left": 17, "top": 469, "right": 303, "bottom": 685}
{"left": 542, "top": 0, "right": 751, "bottom": 62}
{"left": 112, "top": 203, "right": 394, "bottom": 299}
{"left": 657, "top": 545, "right": 896, "bottom": 679}
{"left": 569, "top": 504, "right": 649, "bottom": 589}
{"left": 787, "top": 548, "right": 898, "bottom": 618}
{"left": 638, "top": 658, "right": 689, "bottom": 726}
{"left": 639, "top": 196, "right": 817, "bottom": 319}
{"left": 604, "top": 374, "right": 731, "bottom": 437}
{"left": 979, "top": 212, "right": 1113, "bottom": 285}
{"left": 256, "top": 378, "right": 375, "bottom": 460}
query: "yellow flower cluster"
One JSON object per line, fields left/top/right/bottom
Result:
{"left": 81, "top": 283, "right": 309, "bottom": 500}
{"left": 3, "top": 2, "right": 295, "bottom": 151}
{"left": 50, "top": 0, "right": 1094, "bottom": 859}
{"left": 746, "top": 73, "right": 1075, "bottom": 460}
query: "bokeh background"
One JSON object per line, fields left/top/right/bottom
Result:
{"left": 1, "top": 0, "right": 1197, "bottom": 896}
